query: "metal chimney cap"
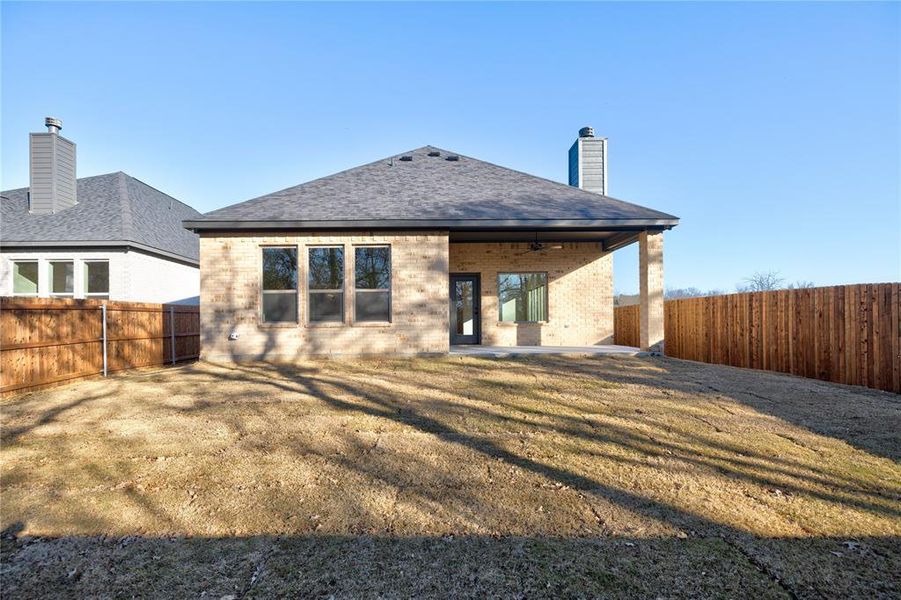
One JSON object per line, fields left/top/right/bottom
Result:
{"left": 578, "top": 126, "right": 594, "bottom": 138}
{"left": 45, "top": 117, "right": 62, "bottom": 132}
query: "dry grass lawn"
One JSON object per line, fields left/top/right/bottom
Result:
{"left": 1, "top": 355, "right": 899, "bottom": 598}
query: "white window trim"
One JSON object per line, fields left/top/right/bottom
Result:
{"left": 11, "top": 260, "right": 40, "bottom": 296}
{"left": 48, "top": 260, "right": 76, "bottom": 297}
{"left": 83, "top": 259, "right": 111, "bottom": 299}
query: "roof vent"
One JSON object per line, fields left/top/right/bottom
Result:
{"left": 445, "top": 155, "right": 460, "bottom": 162}
{"left": 578, "top": 126, "right": 595, "bottom": 138}
{"left": 45, "top": 117, "right": 63, "bottom": 134}
{"left": 428, "top": 150, "right": 441, "bottom": 157}
{"left": 399, "top": 155, "right": 413, "bottom": 162}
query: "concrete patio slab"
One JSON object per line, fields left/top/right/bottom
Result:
{"left": 449, "top": 344, "right": 640, "bottom": 357}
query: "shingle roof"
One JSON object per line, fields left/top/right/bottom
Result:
{"left": 1, "top": 172, "right": 201, "bottom": 263}
{"left": 186, "top": 146, "right": 678, "bottom": 230}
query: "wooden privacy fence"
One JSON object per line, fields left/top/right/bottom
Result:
{"left": 614, "top": 284, "right": 900, "bottom": 394}
{"left": 613, "top": 304, "right": 640, "bottom": 348}
{"left": 1, "top": 297, "right": 200, "bottom": 395}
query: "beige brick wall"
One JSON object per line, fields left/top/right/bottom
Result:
{"left": 639, "top": 230, "right": 665, "bottom": 352}
{"left": 449, "top": 242, "right": 613, "bottom": 346}
{"left": 199, "top": 231, "right": 449, "bottom": 360}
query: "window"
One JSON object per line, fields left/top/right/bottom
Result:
{"left": 498, "top": 273, "right": 548, "bottom": 322}
{"left": 308, "top": 247, "right": 344, "bottom": 322}
{"left": 84, "top": 261, "right": 110, "bottom": 299}
{"left": 354, "top": 246, "right": 391, "bottom": 322}
{"left": 261, "top": 247, "right": 298, "bottom": 322}
{"left": 12, "top": 261, "right": 39, "bottom": 295}
{"left": 49, "top": 261, "right": 74, "bottom": 296}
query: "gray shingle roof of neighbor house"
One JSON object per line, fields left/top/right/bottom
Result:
{"left": 1, "top": 172, "right": 202, "bottom": 264}
{"left": 184, "top": 146, "right": 679, "bottom": 231}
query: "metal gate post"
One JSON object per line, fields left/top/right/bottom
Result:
{"left": 102, "top": 303, "right": 108, "bottom": 377}
{"left": 170, "top": 306, "right": 176, "bottom": 365}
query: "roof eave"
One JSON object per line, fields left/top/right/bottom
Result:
{"left": 0, "top": 240, "right": 199, "bottom": 267}
{"left": 183, "top": 218, "right": 679, "bottom": 232}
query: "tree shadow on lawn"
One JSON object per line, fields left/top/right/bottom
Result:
{"left": 524, "top": 354, "right": 901, "bottom": 463}
{"left": 196, "top": 359, "right": 900, "bottom": 525}
{"left": 2, "top": 355, "right": 900, "bottom": 598}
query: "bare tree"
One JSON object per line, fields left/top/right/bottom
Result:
{"left": 737, "top": 270, "right": 785, "bottom": 292}
{"left": 787, "top": 280, "right": 815, "bottom": 289}
{"left": 665, "top": 287, "right": 705, "bottom": 299}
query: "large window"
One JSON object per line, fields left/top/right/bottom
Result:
{"left": 84, "top": 261, "right": 110, "bottom": 299}
{"left": 354, "top": 246, "right": 391, "bottom": 322}
{"left": 498, "top": 273, "right": 548, "bottom": 322}
{"left": 12, "top": 261, "right": 39, "bottom": 295}
{"left": 308, "top": 247, "right": 344, "bottom": 322}
{"left": 261, "top": 247, "right": 298, "bottom": 322}
{"left": 49, "top": 261, "right": 74, "bottom": 296}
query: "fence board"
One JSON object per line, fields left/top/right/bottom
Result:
{"left": 1, "top": 297, "right": 199, "bottom": 395}
{"left": 614, "top": 304, "right": 640, "bottom": 348}
{"left": 613, "top": 284, "right": 900, "bottom": 394}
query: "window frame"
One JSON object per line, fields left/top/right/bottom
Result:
{"left": 11, "top": 260, "right": 40, "bottom": 296}
{"left": 83, "top": 260, "right": 110, "bottom": 300}
{"left": 306, "top": 245, "right": 346, "bottom": 324}
{"left": 49, "top": 260, "right": 75, "bottom": 297}
{"left": 260, "top": 245, "right": 299, "bottom": 324}
{"left": 497, "top": 271, "right": 549, "bottom": 323}
{"left": 353, "top": 245, "right": 392, "bottom": 324}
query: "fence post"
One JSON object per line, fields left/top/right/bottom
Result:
{"left": 101, "top": 303, "right": 108, "bottom": 377}
{"left": 170, "top": 306, "right": 176, "bottom": 365}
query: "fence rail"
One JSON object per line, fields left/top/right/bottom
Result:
{"left": 1, "top": 297, "right": 200, "bottom": 395}
{"left": 614, "top": 284, "right": 900, "bottom": 394}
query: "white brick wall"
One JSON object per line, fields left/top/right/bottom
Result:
{"left": 0, "top": 249, "right": 198, "bottom": 303}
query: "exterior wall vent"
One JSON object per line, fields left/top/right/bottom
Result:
{"left": 29, "top": 117, "right": 77, "bottom": 214}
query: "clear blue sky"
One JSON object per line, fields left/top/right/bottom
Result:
{"left": 2, "top": 2, "right": 898, "bottom": 293}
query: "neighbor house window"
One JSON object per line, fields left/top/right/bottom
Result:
{"left": 354, "top": 246, "right": 391, "bottom": 322}
{"left": 84, "top": 261, "right": 110, "bottom": 299}
{"left": 308, "top": 247, "right": 344, "bottom": 322}
{"left": 498, "top": 273, "right": 548, "bottom": 322}
{"left": 261, "top": 247, "right": 298, "bottom": 322}
{"left": 49, "top": 261, "right": 74, "bottom": 296}
{"left": 12, "top": 261, "right": 39, "bottom": 295}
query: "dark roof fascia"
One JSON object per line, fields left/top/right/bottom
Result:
{"left": 0, "top": 240, "right": 200, "bottom": 267}
{"left": 184, "top": 218, "right": 679, "bottom": 232}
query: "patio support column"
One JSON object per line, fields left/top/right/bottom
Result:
{"left": 639, "top": 230, "right": 664, "bottom": 353}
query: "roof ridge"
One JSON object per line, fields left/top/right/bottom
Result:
{"left": 117, "top": 171, "right": 134, "bottom": 241}
{"left": 120, "top": 173, "right": 201, "bottom": 216}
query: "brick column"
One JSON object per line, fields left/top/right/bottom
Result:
{"left": 639, "top": 230, "right": 664, "bottom": 353}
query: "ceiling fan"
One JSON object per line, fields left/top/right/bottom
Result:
{"left": 517, "top": 236, "right": 564, "bottom": 255}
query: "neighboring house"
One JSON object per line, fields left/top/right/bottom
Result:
{"left": 1, "top": 118, "right": 202, "bottom": 304}
{"left": 184, "top": 127, "right": 678, "bottom": 359}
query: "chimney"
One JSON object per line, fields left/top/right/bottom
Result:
{"left": 29, "top": 117, "right": 77, "bottom": 214}
{"left": 568, "top": 126, "right": 607, "bottom": 195}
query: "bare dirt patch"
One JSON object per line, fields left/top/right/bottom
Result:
{"left": 2, "top": 355, "right": 899, "bottom": 598}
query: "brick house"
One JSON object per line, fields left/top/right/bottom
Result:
{"left": 184, "top": 128, "right": 678, "bottom": 360}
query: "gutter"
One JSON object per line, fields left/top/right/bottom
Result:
{"left": 182, "top": 217, "right": 679, "bottom": 232}
{"left": 0, "top": 240, "right": 199, "bottom": 267}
